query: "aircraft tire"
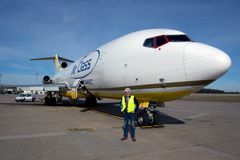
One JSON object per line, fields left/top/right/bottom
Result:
{"left": 50, "top": 97, "right": 56, "bottom": 106}
{"left": 152, "top": 110, "right": 161, "bottom": 125}
{"left": 44, "top": 97, "right": 56, "bottom": 106}
{"left": 44, "top": 97, "right": 50, "bottom": 105}
{"left": 137, "top": 110, "right": 152, "bottom": 126}
{"left": 137, "top": 113, "right": 144, "bottom": 127}
{"left": 148, "top": 111, "right": 155, "bottom": 126}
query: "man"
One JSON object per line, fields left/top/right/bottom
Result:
{"left": 120, "top": 88, "right": 138, "bottom": 142}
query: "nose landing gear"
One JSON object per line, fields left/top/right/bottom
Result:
{"left": 136, "top": 102, "right": 164, "bottom": 128}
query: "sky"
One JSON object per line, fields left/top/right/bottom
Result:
{"left": 0, "top": 0, "right": 239, "bottom": 91}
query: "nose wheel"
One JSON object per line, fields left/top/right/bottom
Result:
{"left": 137, "top": 108, "right": 161, "bottom": 127}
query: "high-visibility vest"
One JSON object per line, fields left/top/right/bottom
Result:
{"left": 121, "top": 95, "right": 136, "bottom": 113}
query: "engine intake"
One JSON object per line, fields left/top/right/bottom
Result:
{"left": 42, "top": 75, "right": 52, "bottom": 84}
{"left": 61, "top": 62, "right": 68, "bottom": 68}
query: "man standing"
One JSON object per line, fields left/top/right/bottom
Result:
{"left": 120, "top": 88, "right": 138, "bottom": 142}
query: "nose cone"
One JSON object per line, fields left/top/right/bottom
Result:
{"left": 184, "top": 43, "right": 231, "bottom": 80}
{"left": 214, "top": 50, "right": 232, "bottom": 74}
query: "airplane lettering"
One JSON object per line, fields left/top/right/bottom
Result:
{"left": 77, "top": 59, "right": 92, "bottom": 72}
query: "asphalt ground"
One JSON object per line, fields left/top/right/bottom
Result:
{"left": 182, "top": 93, "right": 240, "bottom": 102}
{"left": 0, "top": 94, "right": 240, "bottom": 160}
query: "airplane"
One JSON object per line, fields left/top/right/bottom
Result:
{"left": 30, "top": 28, "right": 231, "bottom": 126}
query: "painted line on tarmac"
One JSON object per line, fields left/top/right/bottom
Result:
{"left": 0, "top": 132, "right": 66, "bottom": 141}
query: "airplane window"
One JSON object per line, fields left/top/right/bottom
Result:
{"left": 143, "top": 34, "right": 192, "bottom": 49}
{"left": 166, "top": 35, "right": 191, "bottom": 42}
{"left": 143, "top": 36, "right": 168, "bottom": 48}
{"left": 155, "top": 36, "right": 168, "bottom": 48}
{"left": 143, "top": 38, "right": 154, "bottom": 48}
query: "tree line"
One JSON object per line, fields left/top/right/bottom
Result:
{"left": 197, "top": 88, "right": 240, "bottom": 94}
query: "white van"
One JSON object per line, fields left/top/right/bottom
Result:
{"left": 15, "top": 94, "right": 36, "bottom": 102}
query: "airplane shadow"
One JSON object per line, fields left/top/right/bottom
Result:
{"left": 93, "top": 102, "right": 185, "bottom": 125}
{"left": 0, "top": 100, "right": 185, "bottom": 125}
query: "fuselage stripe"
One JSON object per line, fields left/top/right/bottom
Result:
{"left": 88, "top": 79, "right": 214, "bottom": 91}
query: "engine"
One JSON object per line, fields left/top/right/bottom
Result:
{"left": 61, "top": 62, "right": 68, "bottom": 68}
{"left": 42, "top": 75, "right": 52, "bottom": 84}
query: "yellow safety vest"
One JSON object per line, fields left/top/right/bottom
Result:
{"left": 121, "top": 95, "right": 136, "bottom": 113}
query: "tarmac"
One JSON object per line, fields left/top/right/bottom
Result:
{"left": 0, "top": 94, "right": 240, "bottom": 160}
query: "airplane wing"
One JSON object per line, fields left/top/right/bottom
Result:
{"left": 17, "top": 83, "right": 70, "bottom": 92}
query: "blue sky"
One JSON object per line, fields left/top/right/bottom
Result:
{"left": 0, "top": 0, "right": 239, "bottom": 91}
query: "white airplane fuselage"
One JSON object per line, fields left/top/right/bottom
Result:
{"left": 52, "top": 29, "right": 231, "bottom": 102}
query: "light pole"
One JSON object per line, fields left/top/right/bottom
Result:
{"left": 35, "top": 73, "right": 39, "bottom": 84}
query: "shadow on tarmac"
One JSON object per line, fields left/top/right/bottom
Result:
{"left": 0, "top": 99, "right": 185, "bottom": 125}
{"left": 84, "top": 101, "right": 185, "bottom": 125}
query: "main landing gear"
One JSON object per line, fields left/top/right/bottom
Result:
{"left": 136, "top": 102, "right": 164, "bottom": 127}
{"left": 44, "top": 93, "right": 57, "bottom": 106}
{"left": 76, "top": 80, "right": 97, "bottom": 107}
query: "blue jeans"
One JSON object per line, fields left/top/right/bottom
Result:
{"left": 123, "top": 113, "right": 135, "bottom": 138}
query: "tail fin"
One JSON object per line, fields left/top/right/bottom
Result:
{"left": 31, "top": 54, "right": 74, "bottom": 72}
{"left": 54, "top": 54, "right": 61, "bottom": 72}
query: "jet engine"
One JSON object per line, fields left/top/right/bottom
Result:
{"left": 42, "top": 75, "right": 52, "bottom": 84}
{"left": 61, "top": 62, "right": 68, "bottom": 68}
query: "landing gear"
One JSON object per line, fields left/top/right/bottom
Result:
{"left": 76, "top": 80, "right": 97, "bottom": 107}
{"left": 44, "top": 96, "right": 56, "bottom": 105}
{"left": 137, "top": 109, "right": 154, "bottom": 126}
{"left": 44, "top": 92, "right": 57, "bottom": 106}
{"left": 136, "top": 102, "right": 162, "bottom": 127}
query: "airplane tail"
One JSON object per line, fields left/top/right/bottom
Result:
{"left": 31, "top": 54, "right": 74, "bottom": 72}
{"left": 54, "top": 54, "right": 61, "bottom": 72}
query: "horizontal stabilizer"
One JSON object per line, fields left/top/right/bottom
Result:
{"left": 31, "top": 54, "right": 74, "bottom": 72}
{"left": 31, "top": 56, "right": 74, "bottom": 63}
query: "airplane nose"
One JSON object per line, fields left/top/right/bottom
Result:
{"left": 184, "top": 43, "right": 231, "bottom": 80}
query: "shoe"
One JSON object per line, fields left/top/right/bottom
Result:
{"left": 121, "top": 137, "right": 127, "bottom": 141}
{"left": 131, "top": 137, "right": 136, "bottom": 142}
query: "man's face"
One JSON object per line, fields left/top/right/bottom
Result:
{"left": 124, "top": 91, "right": 130, "bottom": 97}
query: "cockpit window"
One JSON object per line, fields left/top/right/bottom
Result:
{"left": 143, "top": 38, "right": 154, "bottom": 48}
{"left": 166, "top": 35, "right": 191, "bottom": 42}
{"left": 155, "top": 35, "right": 168, "bottom": 48}
{"left": 143, "top": 35, "right": 167, "bottom": 48}
{"left": 143, "top": 34, "right": 192, "bottom": 49}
